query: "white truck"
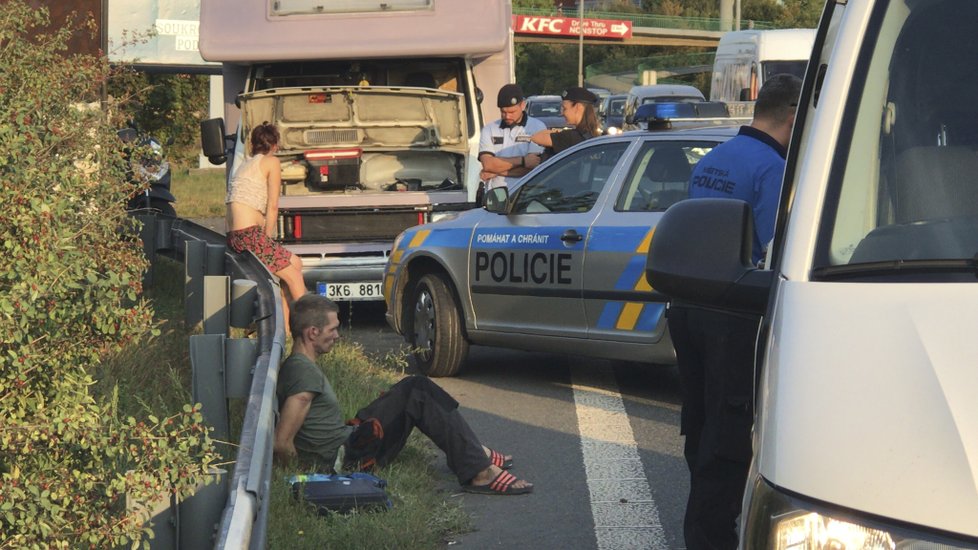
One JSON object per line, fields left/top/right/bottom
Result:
{"left": 198, "top": 0, "right": 513, "bottom": 301}
{"left": 649, "top": 0, "right": 978, "bottom": 547}
{"left": 710, "top": 28, "right": 815, "bottom": 118}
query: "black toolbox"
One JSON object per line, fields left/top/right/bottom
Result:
{"left": 289, "top": 473, "right": 391, "bottom": 515}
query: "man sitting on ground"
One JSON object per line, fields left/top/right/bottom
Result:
{"left": 274, "top": 294, "right": 533, "bottom": 495}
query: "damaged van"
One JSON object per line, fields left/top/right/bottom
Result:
{"left": 199, "top": 0, "right": 513, "bottom": 301}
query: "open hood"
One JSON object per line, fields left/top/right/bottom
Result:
{"left": 239, "top": 87, "right": 468, "bottom": 154}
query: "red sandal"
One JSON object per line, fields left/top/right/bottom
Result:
{"left": 463, "top": 470, "right": 533, "bottom": 495}
{"left": 488, "top": 448, "right": 513, "bottom": 470}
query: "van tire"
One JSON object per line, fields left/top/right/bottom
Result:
{"left": 409, "top": 273, "right": 468, "bottom": 377}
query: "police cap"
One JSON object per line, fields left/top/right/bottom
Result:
{"left": 497, "top": 84, "right": 526, "bottom": 108}
{"left": 561, "top": 86, "right": 598, "bottom": 104}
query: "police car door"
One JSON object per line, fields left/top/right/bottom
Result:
{"left": 470, "top": 141, "right": 631, "bottom": 337}
{"left": 585, "top": 137, "right": 720, "bottom": 350}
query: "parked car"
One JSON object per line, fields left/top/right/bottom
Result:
{"left": 598, "top": 93, "right": 627, "bottom": 133}
{"left": 587, "top": 87, "right": 611, "bottom": 103}
{"left": 525, "top": 95, "right": 567, "bottom": 129}
{"left": 622, "top": 84, "right": 707, "bottom": 131}
{"left": 383, "top": 125, "right": 737, "bottom": 376}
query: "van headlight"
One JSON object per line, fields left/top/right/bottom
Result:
{"left": 744, "top": 477, "right": 976, "bottom": 549}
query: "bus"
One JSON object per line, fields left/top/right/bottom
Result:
{"left": 199, "top": 0, "right": 513, "bottom": 301}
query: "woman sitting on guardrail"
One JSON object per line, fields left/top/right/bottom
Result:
{"left": 225, "top": 122, "right": 307, "bottom": 330}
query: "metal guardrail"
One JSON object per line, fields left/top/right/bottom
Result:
{"left": 140, "top": 215, "right": 283, "bottom": 549}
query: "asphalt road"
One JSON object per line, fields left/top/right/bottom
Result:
{"left": 340, "top": 302, "right": 689, "bottom": 550}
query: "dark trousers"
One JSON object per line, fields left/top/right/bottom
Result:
{"left": 354, "top": 376, "right": 490, "bottom": 484}
{"left": 667, "top": 305, "right": 760, "bottom": 550}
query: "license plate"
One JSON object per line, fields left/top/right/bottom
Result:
{"left": 317, "top": 281, "right": 383, "bottom": 301}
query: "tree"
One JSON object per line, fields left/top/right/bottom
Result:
{"left": 108, "top": 70, "right": 210, "bottom": 167}
{"left": 0, "top": 3, "right": 217, "bottom": 547}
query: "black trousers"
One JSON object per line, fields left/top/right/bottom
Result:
{"left": 354, "top": 376, "right": 490, "bottom": 484}
{"left": 667, "top": 305, "right": 760, "bottom": 550}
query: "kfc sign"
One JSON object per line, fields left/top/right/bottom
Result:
{"left": 513, "top": 15, "right": 632, "bottom": 39}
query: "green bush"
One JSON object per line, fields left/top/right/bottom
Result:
{"left": 0, "top": 4, "right": 218, "bottom": 547}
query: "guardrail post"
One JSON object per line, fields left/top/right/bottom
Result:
{"left": 177, "top": 468, "right": 228, "bottom": 550}
{"left": 230, "top": 279, "right": 258, "bottom": 329}
{"left": 136, "top": 491, "right": 177, "bottom": 550}
{"left": 155, "top": 217, "right": 174, "bottom": 252}
{"left": 137, "top": 213, "right": 157, "bottom": 288}
{"left": 206, "top": 243, "right": 226, "bottom": 275}
{"left": 203, "top": 275, "right": 230, "bottom": 336}
{"left": 185, "top": 241, "right": 206, "bottom": 328}
{"left": 225, "top": 338, "right": 258, "bottom": 399}
{"left": 189, "top": 334, "right": 229, "bottom": 443}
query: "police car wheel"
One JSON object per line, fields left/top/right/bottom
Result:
{"left": 409, "top": 273, "right": 468, "bottom": 377}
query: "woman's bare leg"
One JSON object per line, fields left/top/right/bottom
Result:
{"left": 275, "top": 255, "right": 308, "bottom": 334}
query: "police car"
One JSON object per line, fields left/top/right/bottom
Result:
{"left": 383, "top": 125, "right": 738, "bottom": 376}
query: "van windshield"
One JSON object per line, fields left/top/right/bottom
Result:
{"left": 815, "top": 0, "right": 978, "bottom": 280}
{"left": 761, "top": 60, "right": 807, "bottom": 82}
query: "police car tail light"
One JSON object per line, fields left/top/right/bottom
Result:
{"left": 746, "top": 477, "right": 975, "bottom": 550}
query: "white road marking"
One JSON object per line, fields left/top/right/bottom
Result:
{"left": 572, "top": 365, "right": 667, "bottom": 550}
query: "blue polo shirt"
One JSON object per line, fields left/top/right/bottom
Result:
{"left": 479, "top": 113, "right": 546, "bottom": 189}
{"left": 688, "top": 126, "right": 787, "bottom": 265}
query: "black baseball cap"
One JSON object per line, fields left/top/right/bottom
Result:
{"left": 497, "top": 84, "right": 525, "bottom": 108}
{"left": 562, "top": 86, "right": 598, "bottom": 104}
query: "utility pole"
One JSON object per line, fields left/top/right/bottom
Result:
{"left": 577, "top": 0, "right": 584, "bottom": 86}
{"left": 720, "top": 0, "right": 733, "bottom": 31}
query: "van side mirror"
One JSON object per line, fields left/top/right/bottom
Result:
{"left": 200, "top": 118, "right": 228, "bottom": 165}
{"left": 476, "top": 87, "right": 484, "bottom": 105}
{"left": 646, "top": 198, "right": 772, "bottom": 314}
{"left": 485, "top": 186, "right": 509, "bottom": 213}
{"left": 739, "top": 87, "right": 752, "bottom": 101}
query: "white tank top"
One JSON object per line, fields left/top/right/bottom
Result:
{"left": 225, "top": 154, "right": 268, "bottom": 214}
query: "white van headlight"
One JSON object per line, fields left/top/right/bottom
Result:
{"left": 745, "top": 477, "right": 975, "bottom": 549}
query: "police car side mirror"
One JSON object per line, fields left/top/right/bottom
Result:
{"left": 485, "top": 186, "right": 509, "bottom": 213}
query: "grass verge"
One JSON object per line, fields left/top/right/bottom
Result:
{"left": 97, "top": 252, "right": 470, "bottom": 548}
{"left": 170, "top": 166, "right": 227, "bottom": 219}
{"left": 267, "top": 341, "right": 471, "bottom": 549}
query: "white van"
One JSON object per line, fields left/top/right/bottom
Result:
{"left": 649, "top": 0, "right": 978, "bottom": 547}
{"left": 710, "top": 28, "right": 815, "bottom": 117}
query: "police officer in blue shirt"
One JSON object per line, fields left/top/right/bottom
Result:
{"left": 669, "top": 73, "right": 802, "bottom": 550}
{"left": 478, "top": 84, "right": 547, "bottom": 193}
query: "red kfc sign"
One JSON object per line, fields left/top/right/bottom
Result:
{"left": 512, "top": 15, "right": 632, "bottom": 39}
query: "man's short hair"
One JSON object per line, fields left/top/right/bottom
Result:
{"left": 754, "top": 73, "right": 803, "bottom": 123}
{"left": 290, "top": 294, "right": 340, "bottom": 337}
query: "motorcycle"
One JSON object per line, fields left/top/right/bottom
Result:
{"left": 117, "top": 126, "right": 176, "bottom": 216}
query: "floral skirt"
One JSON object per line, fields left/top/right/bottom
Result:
{"left": 226, "top": 225, "right": 293, "bottom": 273}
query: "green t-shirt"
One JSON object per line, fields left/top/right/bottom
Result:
{"left": 277, "top": 353, "right": 353, "bottom": 467}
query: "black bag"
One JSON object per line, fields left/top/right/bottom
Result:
{"left": 289, "top": 473, "right": 392, "bottom": 515}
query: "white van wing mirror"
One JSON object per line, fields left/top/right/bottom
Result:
{"left": 646, "top": 198, "right": 772, "bottom": 314}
